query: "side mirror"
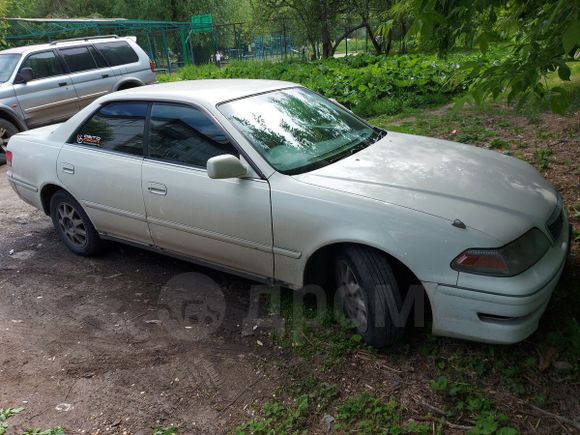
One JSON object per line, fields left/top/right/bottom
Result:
{"left": 15, "top": 67, "right": 33, "bottom": 84}
{"left": 207, "top": 154, "right": 247, "bottom": 179}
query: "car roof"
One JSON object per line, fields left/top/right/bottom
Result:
{"left": 0, "top": 36, "right": 132, "bottom": 55}
{"left": 107, "top": 79, "right": 301, "bottom": 107}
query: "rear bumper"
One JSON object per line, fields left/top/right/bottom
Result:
{"left": 424, "top": 220, "right": 571, "bottom": 344}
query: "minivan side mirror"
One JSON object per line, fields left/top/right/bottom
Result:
{"left": 15, "top": 67, "right": 33, "bottom": 84}
{"left": 207, "top": 154, "right": 247, "bottom": 179}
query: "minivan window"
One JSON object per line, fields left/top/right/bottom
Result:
{"left": 149, "top": 103, "right": 237, "bottom": 168}
{"left": 60, "top": 46, "right": 97, "bottom": 73}
{"left": 72, "top": 102, "right": 148, "bottom": 156}
{"left": 19, "top": 51, "right": 64, "bottom": 80}
{"left": 96, "top": 42, "right": 139, "bottom": 66}
{"left": 88, "top": 46, "right": 108, "bottom": 68}
{"left": 0, "top": 54, "right": 20, "bottom": 82}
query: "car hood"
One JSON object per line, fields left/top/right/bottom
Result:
{"left": 293, "top": 132, "right": 558, "bottom": 244}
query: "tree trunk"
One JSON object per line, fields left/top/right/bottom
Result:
{"left": 321, "top": 22, "right": 333, "bottom": 58}
{"left": 400, "top": 21, "right": 407, "bottom": 53}
{"left": 365, "top": 23, "right": 382, "bottom": 55}
{"left": 332, "top": 23, "right": 367, "bottom": 57}
{"left": 385, "top": 28, "right": 393, "bottom": 55}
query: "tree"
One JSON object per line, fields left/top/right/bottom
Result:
{"left": 255, "top": 0, "right": 376, "bottom": 58}
{"left": 409, "top": 0, "right": 580, "bottom": 112}
{"left": 0, "top": 0, "right": 8, "bottom": 48}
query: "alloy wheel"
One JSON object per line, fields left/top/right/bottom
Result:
{"left": 57, "top": 202, "right": 88, "bottom": 248}
{"left": 335, "top": 260, "right": 369, "bottom": 332}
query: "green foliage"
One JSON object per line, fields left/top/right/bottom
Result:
{"left": 159, "top": 51, "right": 493, "bottom": 117}
{"left": 21, "top": 429, "right": 65, "bottom": 435}
{"left": 234, "top": 392, "right": 313, "bottom": 433}
{"left": 533, "top": 148, "right": 553, "bottom": 171}
{"left": 336, "top": 394, "right": 403, "bottom": 433}
{"left": 489, "top": 138, "right": 511, "bottom": 150}
{"left": 411, "top": 0, "right": 579, "bottom": 113}
{"left": 0, "top": 408, "right": 64, "bottom": 435}
{"left": 1, "top": 407, "right": 24, "bottom": 435}
{"left": 152, "top": 426, "right": 179, "bottom": 435}
{"left": 430, "top": 377, "right": 518, "bottom": 434}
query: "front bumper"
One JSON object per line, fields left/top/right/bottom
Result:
{"left": 424, "top": 219, "right": 571, "bottom": 344}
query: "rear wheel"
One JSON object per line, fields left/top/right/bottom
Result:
{"left": 334, "top": 246, "right": 405, "bottom": 347}
{"left": 0, "top": 119, "right": 18, "bottom": 165}
{"left": 50, "top": 190, "right": 101, "bottom": 256}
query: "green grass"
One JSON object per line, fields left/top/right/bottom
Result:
{"left": 0, "top": 408, "right": 64, "bottom": 435}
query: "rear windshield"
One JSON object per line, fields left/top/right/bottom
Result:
{"left": 0, "top": 54, "right": 21, "bottom": 82}
{"left": 96, "top": 42, "right": 139, "bottom": 66}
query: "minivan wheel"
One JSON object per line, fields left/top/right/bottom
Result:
{"left": 50, "top": 191, "right": 101, "bottom": 256}
{"left": 334, "top": 246, "right": 405, "bottom": 347}
{"left": 0, "top": 119, "right": 18, "bottom": 165}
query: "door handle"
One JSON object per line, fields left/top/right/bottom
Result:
{"left": 147, "top": 182, "right": 167, "bottom": 196}
{"left": 59, "top": 82, "right": 68, "bottom": 87}
{"left": 62, "top": 163, "right": 75, "bottom": 174}
{"left": 102, "top": 74, "right": 109, "bottom": 78}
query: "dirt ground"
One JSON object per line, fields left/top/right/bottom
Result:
{"left": 0, "top": 164, "right": 282, "bottom": 434}
{"left": 1, "top": 100, "right": 578, "bottom": 434}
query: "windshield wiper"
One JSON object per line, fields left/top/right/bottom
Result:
{"left": 373, "top": 128, "right": 387, "bottom": 141}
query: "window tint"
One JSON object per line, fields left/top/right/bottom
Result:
{"left": 149, "top": 104, "right": 236, "bottom": 168}
{"left": 73, "top": 102, "right": 147, "bottom": 156}
{"left": 96, "top": 42, "right": 139, "bottom": 66}
{"left": 20, "top": 51, "right": 63, "bottom": 80}
{"left": 60, "top": 46, "right": 97, "bottom": 73}
{"left": 88, "top": 45, "right": 108, "bottom": 68}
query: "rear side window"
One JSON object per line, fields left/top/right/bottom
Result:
{"left": 59, "top": 46, "right": 97, "bottom": 73}
{"left": 72, "top": 102, "right": 147, "bottom": 156}
{"left": 20, "top": 51, "right": 63, "bottom": 80}
{"left": 96, "top": 42, "right": 139, "bottom": 66}
{"left": 88, "top": 46, "right": 108, "bottom": 68}
{"left": 148, "top": 103, "right": 237, "bottom": 168}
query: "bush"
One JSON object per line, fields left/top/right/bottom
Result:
{"left": 158, "top": 52, "right": 497, "bottom": 117}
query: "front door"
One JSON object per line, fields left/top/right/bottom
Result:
{"left": 141, "top": 102, "right": 274, "bottom": 278}
{"left": 57, "top": 101, "right": 153, "bottom": 246}
{"left": 13, "top": 50, "right": 79, "bottom": 127}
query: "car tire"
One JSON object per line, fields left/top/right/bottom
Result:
{"left": 50, "top": 190, "right": 101, "bottom": 256}
{"left": 0, "top": 118, "right": 18, "bottom": 165}
{"left": 334, "top": 246, "right": 405, "bottom": 347}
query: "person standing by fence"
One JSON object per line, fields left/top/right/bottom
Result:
{"left": 215, "top": 49, "right": 222, "bottom": 68}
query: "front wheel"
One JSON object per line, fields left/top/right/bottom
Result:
{"left": 50, "top": 191, "right": 101, "bottom": 256}
{"left": 334, "top": 246, "right": 405, "bottom": 347}
{"left": 0, "top": 119, "right": 18, "bottom": 165}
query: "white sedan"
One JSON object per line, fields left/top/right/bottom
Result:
{"left": 6, "top": 80, "right": 570, "bottom": 347}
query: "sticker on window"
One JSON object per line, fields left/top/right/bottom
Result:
{"left": 76, "top": 134, "right": 102, "bottom": 146}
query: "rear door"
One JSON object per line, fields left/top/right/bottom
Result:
{"left": 13, "top": 50, "right": 79, "bottom": 127}
{"left": 57, "top": 101, "right": 153, "bottom": 245}
{"left": 95, "top": 41, "right": 140, "bottom": 77}
{"left": 58, "top": 45, "right": 117, "bottom": 109}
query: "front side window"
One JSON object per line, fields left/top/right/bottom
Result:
{"left": 0, "top": 54, "right": 21, "bottom": 83}
{"left": 72, "top": 102, "right": 147, "bottom": 156}
{"left": 96, "top": 42, "right": 139, "bottom": 67}
{"left": 60, "top": 46, "right": 97, "bottom": 73}
{"left": 219, "top": 87, "right": 382, "bottom": 175}
{"left": 20, "top": 51, "right": 64, "bottom": 80}
{"left": 148, "top": 103, "right": 237, "bottom": 168}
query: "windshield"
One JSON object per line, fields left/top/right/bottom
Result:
{"left": 0, "top": 54, "right": 21, "bottom": 83}
{"left": 219, "top": 87, "right": 384, "bottom": 175}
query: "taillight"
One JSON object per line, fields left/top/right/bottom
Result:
{"left": 149, "top": 59, "right": 154, "bottom": 73}
{"left": 5, "top": 150, "right": 12, "bottom": 167}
